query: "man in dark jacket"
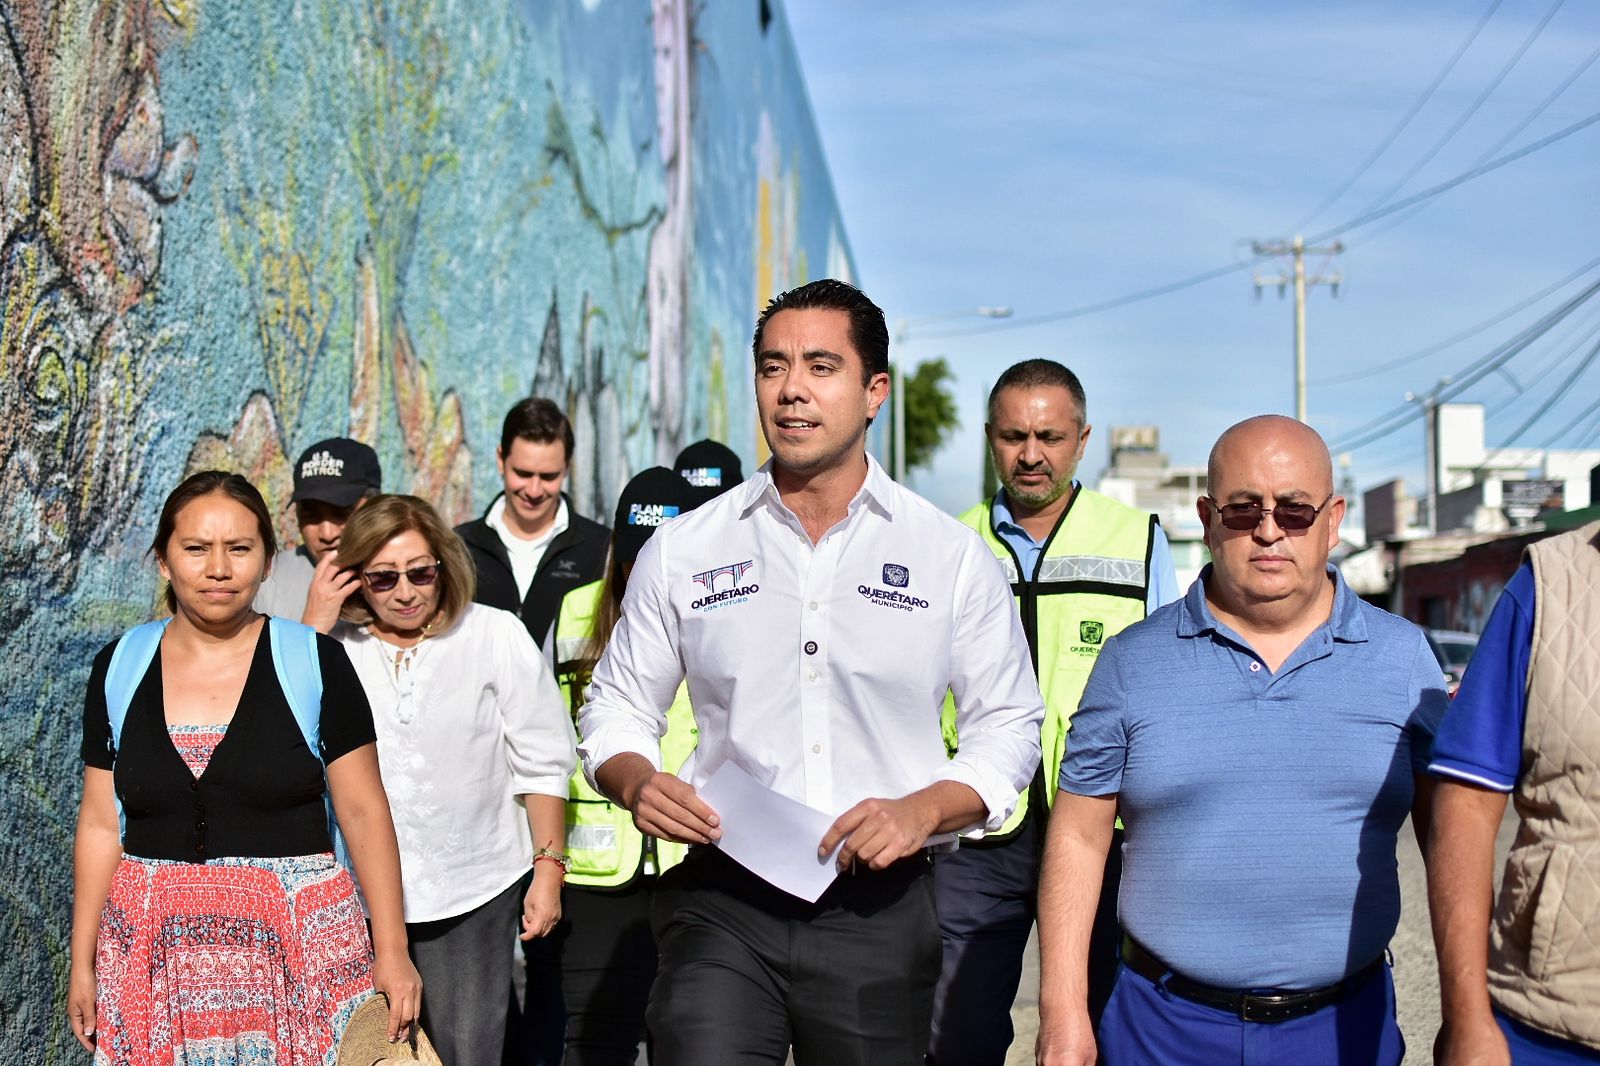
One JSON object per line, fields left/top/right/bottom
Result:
{"left": 456, "top": 397, "right": 610, "bottom": 650}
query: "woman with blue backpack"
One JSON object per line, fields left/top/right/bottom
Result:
{"left": 68, "top": 470, "right": 422, "bottom": 1065}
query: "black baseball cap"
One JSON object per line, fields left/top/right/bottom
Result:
{"left": 290, "top": 438, "right": 382, "bottom": 508}
{"left": 673, "top": 439, "right": 745, "bottom": 505}
{"left": 613, "top": 467, "right": 699, "bottom": 566}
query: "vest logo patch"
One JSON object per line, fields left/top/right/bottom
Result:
{"left": 1080, "top": 620, "right": 1105, "bottom": 645}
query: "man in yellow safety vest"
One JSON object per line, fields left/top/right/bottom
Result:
{"left": 929, "top": 359, "right": 1178, "bottom": 1066}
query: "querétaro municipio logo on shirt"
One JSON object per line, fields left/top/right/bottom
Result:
{"left": 882, "top": 563, "right": 910, "bottom": 588}
{"left": 690, "top": 560, "right": 758, "bottom": 612}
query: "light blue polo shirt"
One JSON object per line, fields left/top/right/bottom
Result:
{"left": 992, "top": 488, "right": 1180, "bottom": 612}
{"left": 1060, "top": 564, "right": 1448, "bottom": 990}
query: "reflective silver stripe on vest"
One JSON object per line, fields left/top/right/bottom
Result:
{"left": 567, "top": 824, "right": 617, "bottom": 853}
{"left": 556, "top": 635, "right": 588, "bottom": 663}
{"left": 1036, "top": 555, "right": 1146, "bottom": 587}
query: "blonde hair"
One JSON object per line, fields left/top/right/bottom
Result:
{"left": 335, "top": 495, "right": 476, "bottom": 631}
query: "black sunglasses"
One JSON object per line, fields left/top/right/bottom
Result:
{"left": 362, "top": 562, "right": 441, "bottom": 592}
{"left": 1206, "top": 494, "right": 1335, "bottom": 532}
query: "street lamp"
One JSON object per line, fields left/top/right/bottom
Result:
{"left": 892, "top": 306, "right": 1013, "bottom": 482}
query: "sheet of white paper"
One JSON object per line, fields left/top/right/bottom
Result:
{"left": 697, "top": 761, "right": 842, "bottom": 903}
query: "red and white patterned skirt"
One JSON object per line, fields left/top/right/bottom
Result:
{"left": 93, "top": 851, "right": 375, "bottom": 1064}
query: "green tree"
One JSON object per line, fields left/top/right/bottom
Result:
{"left": 901, "top": 357, "right": 962, "bottom": 473}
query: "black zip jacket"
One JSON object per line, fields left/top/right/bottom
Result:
{"left": 455, "top": 494, "right": 611, "bottom": 647}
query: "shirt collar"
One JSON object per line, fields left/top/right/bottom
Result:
{"left": 1176, "top": 563, "right": 1368, "bottom": 643}
{"left": 486, "top": 494, "right": 569, "bottom": 548}
{"left": 739, "top": 451, "right": 896, "bottom": 521}
{"left": 992, "top": 484, "right": 1080, "bottom": 542}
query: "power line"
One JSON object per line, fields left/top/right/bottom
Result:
{"left": 1306, "top": 106, "right": 1600, "bottom": 244}
{"left": 1477, "top": 330, "right": 1600, "bottom": 466}
{"left": 1288, "top": 0, "right": 1504, "bottom": 232}
{"left": 1482, "top": 310, "right": 1600, "bottom": 414}
{"left": 1353, "top": 0, "right": 1567, "bottom": 219}
{"left": 1538, "top": 390, "right": 1600, "bottom": 448}
{"left": 1341, "top": 35, "right": 1600, "bottom": 251}
{"left": 1312, "top": 254, "right": 1600, "bottom": 386}
{"left": 915, "top": 260, "right": 1257, "bottom": 339}
{"left": 1329, "top": 277, "right": 1600, "bottom": 452}
{"left": 919, "top": 108, "right": 1600, "bottom": 343}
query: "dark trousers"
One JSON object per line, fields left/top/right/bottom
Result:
{"left": 506, "top": 871, "right": 564, "bottom": 1066}
{"left": 928, "top": 817, "right": 1124, "bottom": 1066}
{"left": 560, "top": 881, "right": 658, "bottom": 1065}
{"left": 647, "top": 847, "right": 941, "bottom": 1066}
{"left": 410, "top": 877, "right": 523, "bottom": 1066}
{"left": 506, "top": 879, "right": 659, "bottom": 1066}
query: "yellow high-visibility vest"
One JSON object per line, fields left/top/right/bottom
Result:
{"left": 943, "top": 488, "right": 1155, "bottom": 839}
{"left": 554, "top": 580, "right": 698, "bottom": 887}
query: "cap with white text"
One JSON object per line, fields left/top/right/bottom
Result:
{"left": 673, "top": 439, "right": 745, "bottom": 506}
{"left": 290, "top": 438, "right": 382, "bottom": 508}
{"left": 613, "top": 467, "right": 698, "bottom": 566}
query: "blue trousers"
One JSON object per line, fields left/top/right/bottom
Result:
{"left": 1096, "top": 960, "right": 1404, "bottom": 1066}
{"left": 1497, "top": 1011, "right": 1600, "bottom": 1064}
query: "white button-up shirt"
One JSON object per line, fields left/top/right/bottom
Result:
{"left": 336, "top": 603, "right": 577, "bottom": 922}
{"left": 579, "top": 454, "right": 1043, "bottom": 836}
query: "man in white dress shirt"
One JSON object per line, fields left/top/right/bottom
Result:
{"left": 578, "top": 279, "right": 1045, "bottom": 1066}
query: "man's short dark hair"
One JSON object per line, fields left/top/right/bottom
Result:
{"left": 751, "top": 279, "right": 890, "bottom": 383}
{"left": 987, "top": 359, "right": 1087, "bottom": 425}
{"left": 500, "top": 397, "right": 575, "bottom": 460}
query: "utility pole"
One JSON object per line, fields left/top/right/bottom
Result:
{"left": 1251, "top": 235, "right": 1343, "bottom": 423}
{"left": 1405, "top": 380, "right": 1450, "bottom": 535}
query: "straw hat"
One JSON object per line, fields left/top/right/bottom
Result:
{"left": 337, "top": 994, "right": 443, "bottom": 1065}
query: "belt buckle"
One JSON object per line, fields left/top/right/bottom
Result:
{"left": 1237, "top": 993, "right": 1297, "bottom": 1024}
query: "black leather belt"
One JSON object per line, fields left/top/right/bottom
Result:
{"left": 1120, "top": 935, "right": 1384, "bottom": 1024}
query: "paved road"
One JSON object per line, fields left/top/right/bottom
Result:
{"left": 1004, "top": 809, "right": 1519, "bottom": 1065}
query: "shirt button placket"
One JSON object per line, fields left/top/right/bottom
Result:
{"left": 800, "top": 535, "right": 833, "bottom": 808}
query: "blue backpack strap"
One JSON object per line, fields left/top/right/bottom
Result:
{"left": 103, "top": 619, "right": 171, "bottom": 842}
{"left": 104, "top": 619, "right": 171, "bottom": 753}
{"left": 268, "top": 616, "right": 325, "bottom": 760}
{"left": 266, "top": 617, "right": 353, "bottom": 875}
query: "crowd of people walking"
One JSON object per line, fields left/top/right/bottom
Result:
{"left": 68, "top": 279, "right": 1599, "bottom": 1065}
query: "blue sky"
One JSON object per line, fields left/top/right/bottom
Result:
{"left": 785, "top": 1, "right": 1600, "bottom": 515}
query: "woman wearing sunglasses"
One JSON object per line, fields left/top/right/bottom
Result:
{"left": 328, "top": 494, "right": 576, "bottom": 1065}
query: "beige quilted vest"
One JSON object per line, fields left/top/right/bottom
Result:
{"left": 1487, "top": 520, "right": 1600, "bottom": 1047}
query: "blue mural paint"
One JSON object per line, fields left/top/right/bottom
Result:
{"left": 0, "top": 0, "right": 854, "bottom": 1055}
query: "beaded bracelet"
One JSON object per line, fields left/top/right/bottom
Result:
{"left": 533, "top": 848, "right": 570, "bottom": 874}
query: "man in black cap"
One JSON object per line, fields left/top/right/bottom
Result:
{"left": 673, "top": 439, "right": 746, "bottom": 506}
{"left": 255, "top": 437, "right": 381, "bottom": 622}
{"left": 549, "top": 467, "right": 704, "bottom": 1066}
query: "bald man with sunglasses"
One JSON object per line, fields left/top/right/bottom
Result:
{"left": 1036, "top": 415, "right": 1449, "bottom": 1066}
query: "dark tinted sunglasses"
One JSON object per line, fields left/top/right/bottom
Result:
{"left": 362, "top": 562, "right": 441, "bottom": 592}
{"left": 1206, "top": 494, "right": 1335, "bottom": 532}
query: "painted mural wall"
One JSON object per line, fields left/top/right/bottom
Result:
{"left": 0, "top": 0, "right": 855, "bottom": 1054}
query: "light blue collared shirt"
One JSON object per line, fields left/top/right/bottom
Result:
{"left": 1060, "top": 565, "right": 1448, "bottom": 988}
{"left": 991, "top": 487, "right": 1180, "bottom": 612}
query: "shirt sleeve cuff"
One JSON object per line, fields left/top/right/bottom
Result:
{"left": 1427, "top": 758, "right": 1515, "bottom": 792}
{"left": 578, "top": 731, "right": 663, "bottom": 793}
{"left": 1056, "top": 771, "right": 1123, "bottom": 799}
{"left": 509, "top": 771, "right": 578, "bottom": 799}
{"left": 930, "top": 762, "right": 1021, "bottom": 834}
